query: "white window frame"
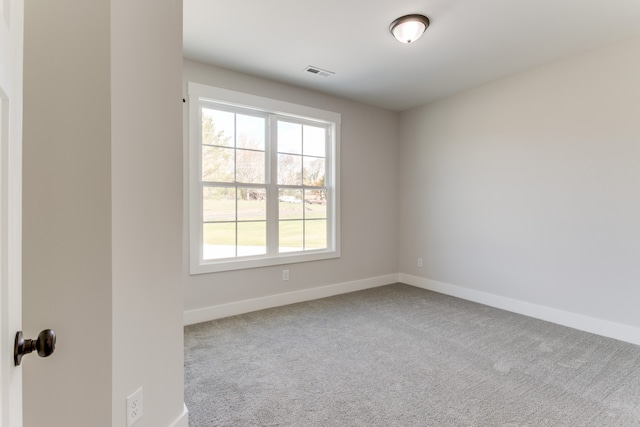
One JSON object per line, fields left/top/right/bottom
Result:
{"left": 188, "top": 82, "right": 341, "bottom": 274}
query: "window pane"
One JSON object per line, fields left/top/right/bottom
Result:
{"left": 236, "top": 149, "right": 265, "bottom": 184}
{"left": 278, "top": 121, "right": 302, "bottom": 154}
{"left": 203, "top": 187, "right": 235, "bottom": 222}
{"left": 203, "top": 146, "right": 234, "bottom": 182}
{"left": 192, "top": 87, "right": 340, "bottom": 272}
{"left": 238, "top": 188, "right": 266, "bottom": 221}
{"left": 238, "top": 222, "right": 266, "bottom": 256}
{"left": 279, "top": 189, "right": 303, "bottom": 219}
{"left": 278, "top": 153, "right": 302, "bottom": 185}
{"left": 236, "top": 114, "right": 265, "bottom": 150}
{"left": 203, "top": 222, "right": 235, "bottom": 260}
{"left": 202, "top": 108, "right": 234, "bottom": 147}
{"left": 303, "top": 156, "right": 325, "bottom": 186}
{"left": 303, "top": 125, "right": 326, "bottom": 157}
{"left": 279, "top": 220, "right": 303, "bottom": 252}
{"left": 305, "top": 219, "right": 327, "bottom": 249}
{"left": 304, "top": 189, "right": 326, "bottom": 218}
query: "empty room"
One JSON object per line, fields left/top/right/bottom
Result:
{"left": 182, "top": 1, "right": 640, "bottom": 426}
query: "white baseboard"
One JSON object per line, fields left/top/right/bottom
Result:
{"left": 184, "top": 273, "right": 400, "bottom": 326}
{"left": 183, "top": 272, "right": 640, "bottom": 346}
{"left": 400, "top": 273, "right": 640, "bottom": 346}
{"left": 168, "top": 403, "right": 188, "bottom": 427}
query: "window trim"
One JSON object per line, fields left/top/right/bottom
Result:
{"left": 188, "top": 82, "right": 341, "bottom": 274}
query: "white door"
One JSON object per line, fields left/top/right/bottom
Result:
{"left": 0, "top": 0, "right": 24, "bottom": 426}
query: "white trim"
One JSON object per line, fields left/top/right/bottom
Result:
{"left": 192, "top": 250, "right": 341, "bottom": 275}
{"left": 184, "top": 274, "right": 399, "bottom": 325}
{"left": 168, "top": 403, "right": 189, "bottom": 427}
{"left": 400, "top": 274, "right": 640, "bottom": 346}
{"left": 187, "top": 81, "right": 341, "bottom": 274}
{"left": 183, "top": 271, "right": 640, "bottom": 345}
{"left": 188, "top": 82, "right": 341, "bottom": 124}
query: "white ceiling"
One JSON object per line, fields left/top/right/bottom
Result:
{"left": 184, "top": 0, "right": 640, "bottom": 112}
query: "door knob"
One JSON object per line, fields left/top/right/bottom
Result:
{"left": 14, "top": 329, "right": 56, "bottom": 366}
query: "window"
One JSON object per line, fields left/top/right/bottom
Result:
{"left": 188, "top": 83, "right": 341, "bottom": 273}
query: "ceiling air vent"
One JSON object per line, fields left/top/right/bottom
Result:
{"left": 304, "top": 66, "right": 335, "bottom": 77}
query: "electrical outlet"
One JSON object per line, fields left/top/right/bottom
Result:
{"left": 282, "top": 269, "right": 289, "bottom": 281}
{"left": 126, "top": 387, "right": 143, "bottom": 426}
{"left": 417, "top": 258, "right": 423, "bottom": 268}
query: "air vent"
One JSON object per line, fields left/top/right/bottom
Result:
{"left": 304, "top": 66, "right": 335, "bottom": 77}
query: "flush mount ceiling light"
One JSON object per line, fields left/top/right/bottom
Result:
{"left": 390, "top": 14, "right": 430, "bottom": 44}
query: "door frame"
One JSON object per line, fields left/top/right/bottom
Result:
{"left": 0, "top": 0, "right": 24, "bottom": 425}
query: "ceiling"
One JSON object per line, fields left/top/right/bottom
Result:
{"left": 184, "top": 0, "right": 640, "bottom": 112}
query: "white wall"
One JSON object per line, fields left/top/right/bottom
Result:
{"left": 23, "top": 1, "right": 186, "bottom": 426}
{"left": 111, "top": 1, "right": 185, "bottom": 426}
{"left": 183, "top": 59, "right": 399, "bottom": 321}
{"left": 398, "top": 35, "right": 640, "bottom": 338}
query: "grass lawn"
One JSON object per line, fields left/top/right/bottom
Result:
{"left": 204, "top": 200, "right": 327, "bottom": 250}
{"left": 203, "top": 199, "right": 326, "bottom": 221}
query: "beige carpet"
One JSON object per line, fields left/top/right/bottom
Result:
{"left": 184, "top": 283, "right": 640, "bottom": 426}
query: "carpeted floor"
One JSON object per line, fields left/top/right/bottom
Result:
{"left": 184, "top": 283, "right": 640, "bottom": 426}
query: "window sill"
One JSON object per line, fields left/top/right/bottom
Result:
{"left": 189, "top": 249, "right": 340, "bottom": 275}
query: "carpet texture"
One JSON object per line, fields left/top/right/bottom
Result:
{"left": 184, "top": 284, "right": 640, "bottom": 426}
